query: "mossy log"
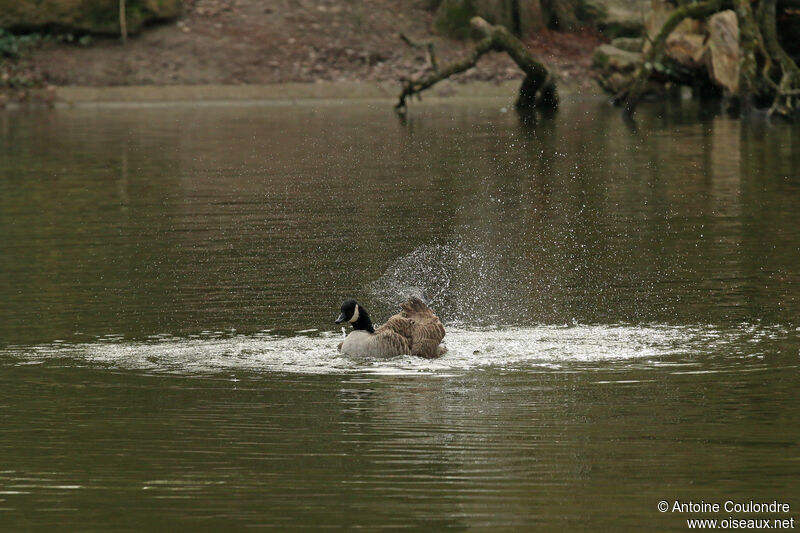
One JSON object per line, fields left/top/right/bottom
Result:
{"left": 616, "top": 0, "right": 800, "bottom": 120}
{"left": 396, "top": 16, "right": 557, "bottom": 113}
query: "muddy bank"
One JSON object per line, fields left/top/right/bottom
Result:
{"left": 4, "top": 0, "right": 604, "bottom": 92}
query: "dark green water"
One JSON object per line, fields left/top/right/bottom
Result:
{"left": 0, "top": 99, "right": 798, "bottom": 531}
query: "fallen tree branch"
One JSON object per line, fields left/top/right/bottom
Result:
{"left": 395, "top": 17, "right": 557, "bottom": 113}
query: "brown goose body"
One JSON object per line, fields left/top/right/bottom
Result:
{"left": 337, "top": 297, "right": 446, "bottom": 359}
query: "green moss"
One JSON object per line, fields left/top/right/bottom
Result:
{"left": 0, "top": 29, "right": 42, "bottom": 59}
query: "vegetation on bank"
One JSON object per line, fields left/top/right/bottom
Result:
{"left": 0, "top": 28, "right": 93, "bottom": 94}
{"left": 0, "top": 29, "right": 45, "bottom": 91}
{"left": 0, "top": 0, "right": 179, "bottom": 99}
{"left": 0, "top": 0, "right": 181, "bottom": 36}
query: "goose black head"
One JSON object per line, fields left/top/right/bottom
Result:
{"left": 335, "top": 299, "right": 374, "bottom": 333}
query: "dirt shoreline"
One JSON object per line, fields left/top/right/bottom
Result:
{"left": 1, "top": 0, "right": 606, "bottom": 108}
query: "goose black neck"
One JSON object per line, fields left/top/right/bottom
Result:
{"left": 352, "top": 308, "right": 374, "bottom": 333}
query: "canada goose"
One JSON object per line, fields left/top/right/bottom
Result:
{"left": 335, "top": 297, "right": 447, "bottom": 358}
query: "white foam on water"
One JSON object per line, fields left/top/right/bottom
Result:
{"left": 2, "top": 323, "right": 791, "bottom": 376}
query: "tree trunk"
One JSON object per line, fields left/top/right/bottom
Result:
{"left": 434, "top": 0, "right": 559, "bottom": 37}
{"left": 730, "top": 0, "right": 761, "bottom": 111}
{"left": 760, "top": 0, "right": 800, "bottom": 116}
{"left": 543, "top": 0, "right": 581, "bottom": 30}
{"left": 119, "top": 0, "right": 128, "bottom": 45}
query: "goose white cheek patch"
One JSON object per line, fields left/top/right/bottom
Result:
{"left": 349, "top": 304, "right": 360, "bottom": 323}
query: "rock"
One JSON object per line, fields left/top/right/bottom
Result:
{"left": 611, "top": 36, "right": 643, "bottom": 53}
{"left": 0, "top": 0, "right": 182, "bottom": 36}
{"left": 665, "top": 33, "right": 706, "bottom": 69}
{"left": 592, "top": 43, "right": 642, "bottom": 92}
{"left": 592, "top": 43, "right": 641, "bottom": 71}
{"left": 642, "top": 0, "right": 671, "bottom": 44}
{"left": 707, "top": 10, "right": 739, "bottom": 93}
{"left": 604, "top": 71, "right": 634, "bottom": 93}
{"left": 643, "top": 0, "right": 701, "bottom": 53}
{"left": 640, "top": 0, "right": 706, "bottom": 71}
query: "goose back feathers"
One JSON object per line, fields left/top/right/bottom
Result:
{"left": 336, "top": 297, "right": 446, "bottom": 359}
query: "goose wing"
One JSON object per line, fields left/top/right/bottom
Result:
{"left": 372, "top": 316, "right": 413, "bottom": 356}
{"left": 400, "top": 297, "right": 446, "bottom": 359}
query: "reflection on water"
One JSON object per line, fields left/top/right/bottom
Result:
{"left": 1, "top": 100, "right": 799, "bottom": 345}
{"left": 0, "top": 99, "right": 799, "bottom": 531}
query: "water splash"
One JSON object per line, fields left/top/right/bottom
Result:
{"left": 369, "top": 242, "right": 457, "bottom": 309}
{"left": 369, "top": 241, "right": 514, "bottom": 325}
{"left": 2, "top": 324, "right": 792, "bottom": 376}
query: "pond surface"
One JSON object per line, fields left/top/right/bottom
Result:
{"left": 1, "top": 99, "right": 799, "bottom": 531}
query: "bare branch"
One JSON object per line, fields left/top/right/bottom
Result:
{"left": 396, "top": 17, "right": 556, "bottom": 113}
